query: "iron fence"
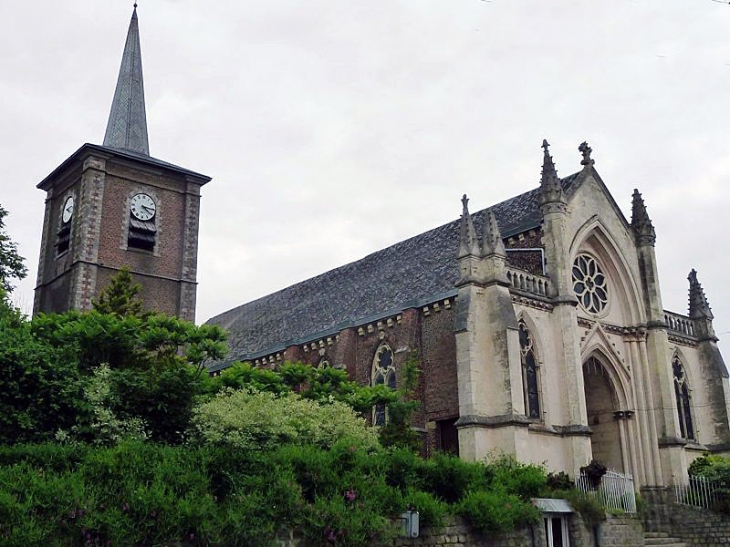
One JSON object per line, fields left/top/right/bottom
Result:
{"left": 674, "top": 475, "right": 722, "bottom": 510}
{"left": 575, "top": 469, "right": 637, "bottom": 513}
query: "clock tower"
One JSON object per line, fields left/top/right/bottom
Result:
{"left": 33, "top": 5, "right": 211, "bottom": 322}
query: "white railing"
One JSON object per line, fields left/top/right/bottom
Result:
{"left": 575, "top": 470, "right": 637, "bottom": 513}
{"left": 675, "top": 475, "right": 722, "bottom": 510}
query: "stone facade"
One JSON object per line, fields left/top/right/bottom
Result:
{"left": 34, "top": 145, "right": 210, "bottom": 322}
{"left": 210, "top": 143, "right": 730, "bottom": 488}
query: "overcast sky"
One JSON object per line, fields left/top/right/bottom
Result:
{"left": 2, "top": 1, "right": 729, "bottom": 349}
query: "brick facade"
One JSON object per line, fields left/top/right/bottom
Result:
{"left": 34, "top": 144, "right": 210, "bottom": 322}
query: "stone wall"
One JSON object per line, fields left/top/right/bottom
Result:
{"left": 643, "top": 487, "right": 730, "bottom": 547}
{"left": 394, "top": 519, "right": 542, "bottom": 547}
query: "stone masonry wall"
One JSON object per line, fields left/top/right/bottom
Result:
{"left": 643, "top": 487, "right": 730, "bottom": 547}
{"left": 272, "top": 514, "right": 644, "bottom": 547}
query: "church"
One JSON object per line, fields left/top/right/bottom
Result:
{"left": 34, "top": 6, "right": 730, "bottom": 489}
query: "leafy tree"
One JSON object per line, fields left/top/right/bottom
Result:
{"left": 213, "top": 360, "right": 400, "bottom": 414}
{"left": 0, "top": 204, "right": 27, "bottom": 295}
{"left": 0, "top": 305, "right": 85, "bottom": 444}
{"left": 92, "top": 266, "right": 147, "bottom": 318}
{"left": 378, "top": 351, "right": 422, "bottom": 452}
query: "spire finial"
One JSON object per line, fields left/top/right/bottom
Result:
{"left": 103, "top": 4, "right": 149, "bottom": 155}
{"left": 579, "top": 141, "right": 594, "bottom": 166}
{"left": 631, "top": 189, "right": 655, "bottom": 245}
{"left": 457, "top": 194, "right": 480, "bottom": 259}
{"left": 688, "top": 269, "right": 714, "bottom": 320}
{"left": 482, "top": 210, "right": 506, "bottom": 257}
{"left": 540, "top": 139, "right": 560, "bottom": 188}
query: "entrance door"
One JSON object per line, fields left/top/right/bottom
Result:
{"left": 544, "top": 515, "right": 569, "bottom": 547}
{"left": 583, "top": 357, "right": 623, "bottom": 472}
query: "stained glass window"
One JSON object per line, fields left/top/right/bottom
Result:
{"left": 372, "top": 344, "right": 395, "bottom": 426}
{"left": 519, "top": 321, "right": 541, "bottom": 420}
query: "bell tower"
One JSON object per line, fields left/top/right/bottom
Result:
{"left": 33, "top": 5, "right": 211, "bottom": 322}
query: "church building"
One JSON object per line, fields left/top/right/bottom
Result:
{"left": 33, "top": 6, "right": 730, "bottom": 489}
{"left": 33, "top": 5, "right": 210, "bottom": 322}
{"left": 208, "top": 140, "right": 730, "bottom": 487}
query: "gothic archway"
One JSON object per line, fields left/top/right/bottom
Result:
{"left": 583, "top": 355, "right": 625, "bottom": 472}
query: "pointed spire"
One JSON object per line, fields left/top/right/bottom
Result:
{"left": 688, "top": 269, "right": 714, "bottom": 320}
{"left": 539, "top": 139, "right": 565, "bottom": 206}
{"left": 103, "top": 4, "right": 149, "bottom": 155}
{"left": 458, "top": 194, "right": 480, "bottom": 258}
{"left": 482, "top": 210, "right": 506, "bottom": 257}
{"left": 631, "top": 189, "right": 656, "bottom": 245}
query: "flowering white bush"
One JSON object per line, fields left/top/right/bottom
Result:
{"left": 190, "top": 388, "right": 379, "bottom": 451}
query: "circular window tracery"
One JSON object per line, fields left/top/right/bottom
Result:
{"left": 572, "top": 254, "right": 609, "bottom": 314}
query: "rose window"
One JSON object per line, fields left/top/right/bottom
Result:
{"left": 572, "top": 254, "right": 608, "bottom": 313}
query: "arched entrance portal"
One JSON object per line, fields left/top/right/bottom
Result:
{"left": 583, "top": 356, "right": 624, "bottom": 472}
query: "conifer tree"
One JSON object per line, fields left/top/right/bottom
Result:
{"left": 92, "top": 267, "right": 147, "bottom": 318}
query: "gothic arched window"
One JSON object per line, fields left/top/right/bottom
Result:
{"left": 519, "top": 320, "right": 541, "bottom": 420}
{"left": 673, "top": 356, "right": 695, "bottom": 440}
{"left": 372, "top": 344, "right": 396, "bottom": 426}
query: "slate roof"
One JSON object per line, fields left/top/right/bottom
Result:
{"left": 207, "top": 173, "right": 584, "bottom": 367}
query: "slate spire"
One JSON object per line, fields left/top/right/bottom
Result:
{"left": 457, "top": 194, "right": 480, "bottom": 258}
{"left": 103, "top": 4, "right": 150, "bottom": 155}
{"left": 630, "top": 189, "right": 656, "bottom": 245}
{"left": 482, "top": 210, "right": 506, "bottom": 257}
{"left": 688, "top": 269, "right": 714, "bottom": 320}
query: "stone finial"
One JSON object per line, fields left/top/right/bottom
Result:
{"left": 482, "top": 210, "right": 506, "bottom": 257}
{"left": 457, "top": 194, "right": 480, "bottom": 258}
{"left": 579, "top": 141, "right": 594, "bottom": 167}
{"left": 688, "top": 269, "right": 714, "bottom": 320}
{"left": 539, "top": 139, "right": 565, "bottom": 206}
{"left": 630, "top": 189, "right": 656, "bottom": 245}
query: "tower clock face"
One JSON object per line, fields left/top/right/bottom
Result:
{"left": 130, "top": 193, "right": 156, "bottom": 221}
{"left": 62, "top": 196, "right": 74, "bottom": 223}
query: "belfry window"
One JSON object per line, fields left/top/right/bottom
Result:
{"left": 372, "top": 344, "right": 396, "bottom": 426}
{"left": 56, "top": 194, "right": 74, "bottom": 256}
{"left": 127, "top": 192, "right": 157, "bottom": 251}
{"left": 519, "top": 320, "right": 541, "bottom": 420}
{"left": 673, "top": 356, "right": 695, "bottom": 440}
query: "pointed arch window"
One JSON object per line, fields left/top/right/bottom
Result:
{"left": 673, "top": 356, "right": 695, "bottom": 440}
{"left": 519, "top": 320, "right": 541, "bottom": 420}
{"left": 372, "top": 344, "right": 396, "bottom": 426}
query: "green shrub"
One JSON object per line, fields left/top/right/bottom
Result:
{"left": 418, "top": 453, "right": 489, "bottom": 503}
{"left": 689, "top": 453, "right": 730, "bottom": 514}
{"left": 487, "top": 454, "right": 547, "bottom": 499}
{"left": 404, "top": 489, "right": 448, "bottom": 529}
{"left": 457, "top": 489, "right": 540, "bottom": 533}
{"left": 560, "top": 488, "right": 606, "bottom": 527}
{"left": 190, "top": 389, "right": 380, "bottom": 451}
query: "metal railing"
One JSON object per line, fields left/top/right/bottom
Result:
{"left": 675, "top": 475, "right": 722, "bottom": 510}
{"left": 575, "top": 470, "right": 637, "bottom": 513}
